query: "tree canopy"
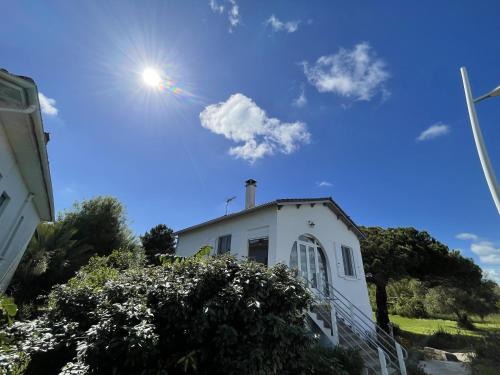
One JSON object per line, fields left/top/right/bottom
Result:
{"left": 360, "top": 226, "right": 487, "bottom": 331}
{"left": 140, "top": 223, "right": 176, "bottom": 263}
{"left": 9, "top": 196, "right": 135, "bottom": 314}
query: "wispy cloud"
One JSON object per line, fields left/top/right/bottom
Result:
{"left": 38, "top": 92, "right": 58, "bottom": 116}
{"left": 209, "top": 0, "right": 240, "bottom": 32}
{"left": 456, "top": 232, "right": 479, "bottom": 241}
{"left": 458, "top": 232, "right": 500, "bottom": 266}
{"left": 471, "top": 241, "right": 500, "bottom": 265}
{"left": 317, "top": 181, "right": 333, "bottom": 187}
{"left": 484, "top": 268, "right": 500, "bottom": 284}
{"left": 200, "top": 93, "right": 310, "bottom": 163}
{"left": 417, "top": 123, "right": 449, "bottom": 142}
{"left": 209, "top": 0, "right": 224, "bottom": 13}
{"left": 303, "top": 42, "right": 389, "bottom": 101}
{"left": 265, "top": 15, "right": 300, "bottom": 33}
{"left": 293, "top": 87, "right": 307, "bottom": 108}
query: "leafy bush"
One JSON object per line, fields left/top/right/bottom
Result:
{"left": 426, "top": 327, "right": 473, "bottom": 350}
{"left": 387, "top": 279, "right": 428, "bottom": 318}
{"left": 0, "top": 296, "right": 17, "bottom": 326}
{"left": 469, "top": 333, "right": 500, "bottom": 375}
{"left": 1, "top": 254, "right": 316, "bottom": 375}
{"left": 303, "top": 345, "right": 363, "bottom": 375}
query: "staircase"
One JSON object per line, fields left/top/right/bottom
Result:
{"left": 305, "top": 281, "right": 408, "bottom": 375}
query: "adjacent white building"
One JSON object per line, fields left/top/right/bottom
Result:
{"left": 0, "top": 69, "right": 54, "bottom": 291}
{"left": 176, "top": 180, "right": 408, "bottom": 374}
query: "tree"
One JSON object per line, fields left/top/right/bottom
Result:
{"left": 9, "top": 197, "right": 135, "bottom": 310}
{"left": 9, "top": 221, "right": 91, "bottom": 308}
{"left": 361, "top": 226, "right": 484, "bottom": 331}
{"left": 140, "top": 224, "right": 175, "bottom": 263}
{"left": 60, "top": 196, "right": 134, "bottom": 259}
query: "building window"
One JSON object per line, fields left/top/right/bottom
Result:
{"left": 289, "top": 235, "right": 329, "bottom": 295}
{"left": 248, "top": 237, "right": 268, "bottom": 265}
{"left": 217, "top": 234, "right": 232, "bottom": 255}
{"left": 0, "top": 191, "right": 9, "bottom": 217}
{"left": 341, "top": 245, "right": 356, "bottom": 277}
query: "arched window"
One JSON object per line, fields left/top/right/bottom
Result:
{"left": 289, "top": 235, "right": 329, "bottom": 295}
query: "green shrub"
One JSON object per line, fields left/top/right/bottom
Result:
{"left": 387, "top": 279, "right": 428, "bottom": 318}
{"left": 1, "top": 255, "right": 315, "bottom": 375}
{"left": 302, "top": 344, "right": 363, "bottom": 375}
{"left": 469, "top": 333, "right": 500, "bottom": 375}
{"left": 426, "top": 327, "right": 473, "bottom": 350}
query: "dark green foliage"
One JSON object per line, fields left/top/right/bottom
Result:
{"left": 470, "top": 333, "right": 500, "bottom": 375}
{"left": 8, "top": 197, "right": 135, "bottom": 313}
{"left": 2, "top": 253, "right": 316, "bottom": 375}
{"left": 425, "top": 284, "right": 498, "bottom": 329}
{"left": 140, "top": 224, "right": 176, "bottom": 263}
{"left": 387, "top": 279, "right": 428, "bottom": 318}
{"left": 60, "top": 196, "right": 134, "bottom": 258}
{"left": 303, "top": 345, "right": 364, "bottom": 375}
{"left": 0, "top": 295, "right": 17, "bottom": 326}
{"left": 8, "top": 221, "right": 91, "bottom": 308}
{"left": 360, "top": 226, "right": 490, "bottom": 331}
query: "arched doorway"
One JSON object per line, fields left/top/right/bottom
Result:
{"left": 289, "top": 235, "right": 330, "bottom": 295}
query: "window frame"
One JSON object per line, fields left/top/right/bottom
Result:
{"left": 341, "top": 245, "right": 356, "bottom": 278}
{"left": 0, "top": 191, "right": 10, "bottom": 218}
{"left": 217, "top": 234, "right": 232, "bottom": 255}
{"left": 247, "top": 236, "right": 269, "bottom": 265}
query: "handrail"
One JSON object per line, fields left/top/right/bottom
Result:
{"left": 310, "top": 292, "right": 400, "bottom": 372}
{"left": 309, "top": 302, "right": 381, "bottom": 369}
{"left": 320, "top": 280, "right": 407, "bottom": 360}
{"left": 301, "top": 276, "right": 408, "bottom": 373}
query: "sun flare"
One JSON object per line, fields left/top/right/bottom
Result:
{"left": 142, "top": 68, "right": 162, "bottom": 87}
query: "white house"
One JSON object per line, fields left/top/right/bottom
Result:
{"left": 0, "top": 69, "right": 54, "bottom": 292}
{"left": 176, "top": 180, "right": 408, "bottom": 374}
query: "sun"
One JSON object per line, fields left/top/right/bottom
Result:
{"left": 142, "top": 68, "right": 162, "bottom": 87}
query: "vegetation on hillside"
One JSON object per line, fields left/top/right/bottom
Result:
{"left": 360, "top": 226, "right": 497, "bottom": 331}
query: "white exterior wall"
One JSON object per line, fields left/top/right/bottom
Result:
{"left": 176, "top": 206, "right": 277, "bottom": 259}
{"left": 176, "top": 202, "right": 372, "bottom": 320}
{"left": 276, "top": 204, "right": 372, "bottom": 318}
{"left": 0, "top": 123, "right": 41, "bottom": 291}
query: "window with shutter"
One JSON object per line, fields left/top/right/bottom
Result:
{"left": 217, "top": 234, "right": 231, "bottom": 254}
{"left": 341, "top": 245, "right": 356, "bottom": 277}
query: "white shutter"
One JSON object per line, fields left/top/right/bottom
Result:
{"left": 334, "top": 242, "right": 345, "bottom": 278}
{"left": 355, "top": 248, "right": 362, "bottom": 280}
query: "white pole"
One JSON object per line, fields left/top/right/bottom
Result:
{"left": 460, "top": 67, "right": 500, "bottom": 215}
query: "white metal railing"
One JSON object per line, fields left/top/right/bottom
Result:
{"left": 303, "top": 277, "right": 407, "bottom": 375}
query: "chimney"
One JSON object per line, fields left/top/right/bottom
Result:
{"left": 245, "top": 179, "right": 257, "bottom": 209}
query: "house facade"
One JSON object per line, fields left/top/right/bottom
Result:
{"left": 176, "top": 179, "right": 373, "bottom": 322}
{"left": 0, "top": 69, "right": 54, "bottom": 291}
{"left": 176, "top": 180, "right": 408, "bottom": 374}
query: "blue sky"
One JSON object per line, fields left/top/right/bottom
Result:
{"left": 2, "top": 0, "right": 500, "bottom": 281}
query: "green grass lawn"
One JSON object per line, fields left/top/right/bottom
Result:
{"left": 390, "top": 314, "right": 500, "bottom": 338}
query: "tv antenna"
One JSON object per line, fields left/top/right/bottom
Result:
{"left": 225, "top": 196, "right": 236, "bottom": 215}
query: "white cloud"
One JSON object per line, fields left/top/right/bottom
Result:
{"left": 266, "top": 15, "right": 300, "bottom": 33}
{"left": 456, "top": 232, "right": 479, "bottom": 241}
{"left": 303, "top": 42, "right": 389, "bottom": 101}
{"left": 209, "top": 0, "right": 240, "bottom": 32}
{"left": 228, "top": 0, "right": 240, "bottom": 30}
{"left": 38, "top": 92, "right": 58, "bottom": 116}
{"left": 209, "top": 0, "right": 224, "bottom": 13}
{"left": 471, "top": 241, "right": 500, "bottom": 265}
{"left": 200, "top": 93, "right": 310, "bottom": 163}
{"left": 317, "top": 181, "right": 333, "bottom": 187}
{"left": 293, "top": 88, "right": 307, "bottom": 108}
{"left": 484, "top": 268, "right": 500, "bottom": 284}
{"left": 417, "top": 123, "right": 450, "bottom": 142}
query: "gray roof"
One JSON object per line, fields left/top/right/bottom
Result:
{"left": 174, "top": 197, "right": 364, "bottom": 239}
